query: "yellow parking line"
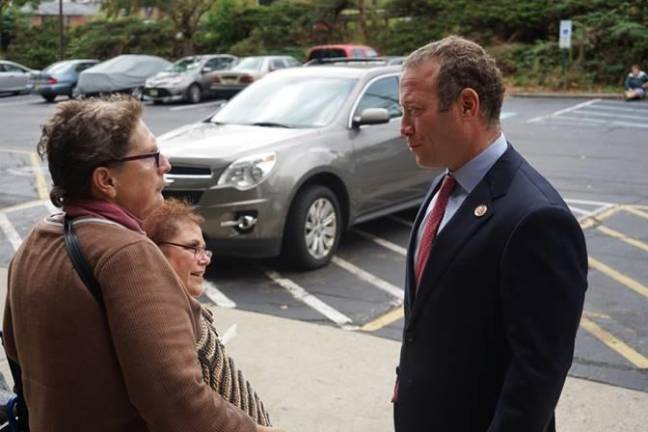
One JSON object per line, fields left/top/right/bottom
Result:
{"left": 0, "top": 199, "right": 49, "bottom": 214}
{"left": 622, "top": 205, "right": 648, "bottom": 220}
{"left": 588, "top": 256, "right": 648, "bottom": 298}
{"left": 0, "top": 148, "right": 31, "bottom": 154}
{"left": 582, "top": 310, "right": 611, "bottom": 320}
{"left": 596, "top": 225, "right": 648, "bottom": 253}
{"left": 579, "top": 205, "right": 622, "bottom": 230}
{"left": 361, "top": 306, "right": 404, "bottom": 332}
{"left": 28, "top": 152, "right": 49, "bottom": 200}
{"left": 580, "top": 316, "right": 648, "bottom": 369}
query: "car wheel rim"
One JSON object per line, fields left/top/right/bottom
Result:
{"left": 304, "top": 198, "right": 337, "bottom": 260}
{"left": 190, "top": 86, "right": 200, "bottom": 103}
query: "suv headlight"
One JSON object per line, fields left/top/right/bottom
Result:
{"left": 217, "top": 152, "right": 277, "bottom": 190}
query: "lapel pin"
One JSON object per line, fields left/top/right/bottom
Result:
{"left": 474, "top": 204, "right": 488, "bottom": 217}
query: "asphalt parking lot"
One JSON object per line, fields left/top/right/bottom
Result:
{"left": 1, "top": 93, "right": 647, "bottom": 393}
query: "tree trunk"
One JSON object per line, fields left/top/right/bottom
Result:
{"left": 357, "top": 0, "right": 368, "bottom": 43}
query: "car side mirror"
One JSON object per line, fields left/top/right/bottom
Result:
{"left": 202, "top": 66, "right": 213, "bottom": 74}
{"left": 352, "top": 108, "right": 390, "bottom": 128}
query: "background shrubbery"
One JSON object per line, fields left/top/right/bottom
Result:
{"left": 1, "top": 0, "right": 647, "bottom": 90}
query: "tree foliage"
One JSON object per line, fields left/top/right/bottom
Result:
{"left": 67, "top": 17, "right": 174, "bottom": 60}
{"left": 3, "top": 0, "right": 647, "bottom": 87}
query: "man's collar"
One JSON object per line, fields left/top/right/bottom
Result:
{"left": 449, "top": 133, "right": 508, "bottom": 194}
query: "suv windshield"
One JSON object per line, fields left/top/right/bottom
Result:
{"left": 166, "top": 57, "right": 201, "bottom": 73}
{"left": 233, "top": 57, "right": 264, "bottom": 71}
{"left": 213, "top": 76, "right": 357, "bottom": 128}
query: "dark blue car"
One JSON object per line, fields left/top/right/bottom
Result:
{"left": 33, "top": 59, "right": 98, "bottom": 102}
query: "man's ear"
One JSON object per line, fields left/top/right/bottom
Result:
{"left": 458, "top": 88, "right": 480, "bottom": 118}
{"left": 90, "top": 166, "right": 118, "bottom": 200}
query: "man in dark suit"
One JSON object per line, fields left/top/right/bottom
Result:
{"left": 393, "top": 36, "right": 588, "bottom": 432}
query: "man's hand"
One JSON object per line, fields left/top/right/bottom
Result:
{"left": 256, "top": 426, "right": 284, "bottom": 432}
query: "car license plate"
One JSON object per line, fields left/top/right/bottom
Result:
{"left": 149, "top": 89, "right": 158, "bottom": 96}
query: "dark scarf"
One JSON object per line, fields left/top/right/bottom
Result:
{"left": 63, "top": 200, "right": 144, "bottom": 234}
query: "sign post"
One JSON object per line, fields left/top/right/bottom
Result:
{"left": 559, "top": 20, "right": 572, "bottom": 77}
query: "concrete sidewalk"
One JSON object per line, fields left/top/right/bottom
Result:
{"left": 1, "top": 267, "right": 646, "bottom": 431}
{"left": 213, "top": 306, "right": 648, "bottom": 432}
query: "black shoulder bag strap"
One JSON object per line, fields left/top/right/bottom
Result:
{"left": 63, "top": 215, "right": 104, "bottom": 307}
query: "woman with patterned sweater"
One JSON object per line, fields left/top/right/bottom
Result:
{"left": 144, "top": 198, "right": 272, "bottom": 427}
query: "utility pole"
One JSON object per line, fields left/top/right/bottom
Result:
{"left": 58, "top": 0, "right": 64, "bottom": 60}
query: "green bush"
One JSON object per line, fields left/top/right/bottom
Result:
{"left": 372, "top": 17, "right": 443, "bottom": 56}
{"left": 5, "top": 19, "right": 59, "bottom": 69}
{"left": 3, "top": 0, "right": 648, "bottom": 89}
{"left": 66, "top": 18, "right": 174, "bottom": 61}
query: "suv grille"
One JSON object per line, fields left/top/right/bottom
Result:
{"left": 168, "top": 166, "right": 212, "bottom": 176}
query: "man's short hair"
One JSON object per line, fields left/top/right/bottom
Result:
{"left": 404, "top": 35, "right": 504, "bottom": 125}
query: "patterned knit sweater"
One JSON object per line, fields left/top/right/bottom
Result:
{"left": 196, "top": 307, "right": 272, "bottom": 426}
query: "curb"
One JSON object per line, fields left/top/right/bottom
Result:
{"left": 507, "top": 91, "right": 621, "bottom": 100}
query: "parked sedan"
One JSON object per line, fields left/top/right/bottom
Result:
{"left": 0, "top": 60, "right": 38, "bottom": 95}
{"left": 33, "top": 59, "right": 99, "bottom": 102}
{"left": 144, "top": 54, "right": 237, "bottom": 104}
{"left": 76, "top": 54, "right": 171, "bottom": 98}
{"left": 160, "top": 65, "right": 437, "bottom": 269}
{"left": 210, "top": 55, "right": 300, "bottom": 96}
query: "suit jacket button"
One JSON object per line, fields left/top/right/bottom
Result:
{"left": 406, "top": 334, "right": 414, "bottom": 343}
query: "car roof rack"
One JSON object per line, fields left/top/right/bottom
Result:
{"left": 304, "top": 57, "right": 405, "bottom": 67}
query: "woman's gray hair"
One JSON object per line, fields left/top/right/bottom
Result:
{"left": 404, "top": 35, "right": 504, "bottom": 125}
{"left": 36, "top": 95, "right": 143, "bottom": 207}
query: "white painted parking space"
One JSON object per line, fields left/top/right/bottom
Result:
{"left": 168, "top": 100, "right": 226, "bottom": 111}
{"left": 331, "top": 256, "right": 404, "bottom": 302}
{"left": 0, "top": 213, "right": 22, "bottom": 251}
{"left": 203, "top": 281, "right": 236, "bottom": 308}
{"left": 264, "top": 269, "right": 354, "bottom": 328}
{"left": 527, "top": 99, "right": 648, "bottom": 129}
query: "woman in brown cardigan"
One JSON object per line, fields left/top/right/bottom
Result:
{"left": 3, "top": 95, "right": 280, "bottom": 432}
{"left": 144, "top": 198, "right": 272, "bottom": 427}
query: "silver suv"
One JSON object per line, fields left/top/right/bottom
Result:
{"left": 159, "top": 65, "right": 437, "bottom": 269}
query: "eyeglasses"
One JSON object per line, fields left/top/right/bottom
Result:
{"left": 102, "top": 151, "right": 161, "bottom": 167}
{"left": 159, "top": 241, "right": 213, "bottom": 260}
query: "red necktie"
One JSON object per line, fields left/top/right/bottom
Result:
{"left": 414, "top": 174, "right": 457, "bottom": 291}
{"left": 392, "top": 174, "right": 457, "bottom": 404}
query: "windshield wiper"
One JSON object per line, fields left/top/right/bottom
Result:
{"left": 249, "top": 121, "right": 292, "bottom": 128}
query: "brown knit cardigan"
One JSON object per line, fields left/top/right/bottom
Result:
{"left": 197, "top": 307, "right": 272, "bottom": 426}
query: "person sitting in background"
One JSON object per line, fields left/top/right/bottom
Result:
{"left": 624, "top": 64, "right": 648, "bottom": 101}
{"left": 143, "top": 198, "right": 273, "bottom": 427}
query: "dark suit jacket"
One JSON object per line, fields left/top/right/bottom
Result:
{"left": 394, "top": 145, "right": 588, "bottom": 432}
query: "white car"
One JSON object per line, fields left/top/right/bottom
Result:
{"left": 0, "top": 60, "right": 39, "bottom": 94}
{"left": 210, "top": 55, "right": 300, "bottom": 96}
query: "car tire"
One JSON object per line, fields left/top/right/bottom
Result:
{"left": 43, "top": 94, "right": 56, "bottom": 102}
{"left": 282, "top": 185, "right": 342, "bottom": 270}
{"left": 187, "top": 84, "right": 202, "bottom": 104}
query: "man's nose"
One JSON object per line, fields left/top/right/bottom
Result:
{"left": 400, "top": 121, "right": 413, "bottom": 137}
